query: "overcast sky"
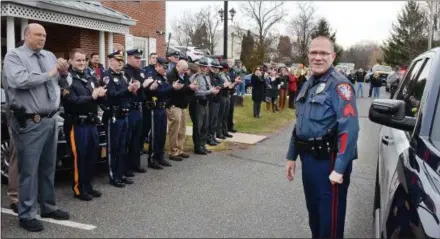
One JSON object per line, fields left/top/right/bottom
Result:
{"left": 166, "top": 1, "right": 407, "bottom": 49}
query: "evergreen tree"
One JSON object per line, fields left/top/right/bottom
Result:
{"left": 311, "top": 18, "right": 343, "bottom": 65}
{"left": 240, "top": 30, "right": 255, "bottom": 69}
{"left": 382, "top": 1, "right": 427, "bottom": 66}
{"left": 191, "top": 23, "right": 209, "bottom": 49}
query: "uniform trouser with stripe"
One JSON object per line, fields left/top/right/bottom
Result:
{"left": 300, "top": 153, "right": 352, "bottom": 239}
{"left": 208, "top": 101, "right": 220, "bottom": 140}
{"left": 227, "top": 95, "right": 235, "bottom": 130}
{"left": 69, "top": 124, "right": 99, "bottom": 195}
{"left": 217, "top": 96, "right": 230, "bottom": 136}
{"left": 147, "top": 108, "right": 167, "bottom": 161}
{"left": 107, "top": 117, "right": 128, "bottom": 181}
{"left": 189, "top": 101, "right": 209, "bottom": 149}
{"left": 142, "top": 108, "right": 152, "bottom": 147}
{"left": 126, "top": 109, "right": 142, "bottom": 170}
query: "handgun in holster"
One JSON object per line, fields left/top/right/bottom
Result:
{"left": 10, "top": 104, "right": 27, "bottom": 128}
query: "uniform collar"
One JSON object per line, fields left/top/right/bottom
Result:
{"left": 311, "top": 66, "right": 334, "bottom": 84}
{"left": 23, "top": 44, "right": 46, "bottom": 57}
{"left": 110, "top": 68, "right": 122, "bottom": 75}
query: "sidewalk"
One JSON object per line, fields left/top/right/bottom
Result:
{"left": 185, "top": 126, "right": 267, "bottom": 145}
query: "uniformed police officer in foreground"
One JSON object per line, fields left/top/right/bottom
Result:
{"left": 62, "top": 48, "right": 106, "bottom": 201}
{"left": 189, "top": 58, "right": 220, "bottom": 155}
{"left": 285, "top": 36, "right": 359, "bottom": 239}
{"left": 147, "top": 57, "right": 184, "bottom": 168}
{"left": 207, "top": 59, "right": 223, "bottom": 146}
{"left": 102, "top": 51, "right": 140, "bottom": 187}
{"left": 3, "top": 23, "right": 70, "bottom": 232}
{"left": 142, "top": 52, "right": 158, "bottom": 151}
{"left": 123, "top": 49, "right": 148, "bottom": 176}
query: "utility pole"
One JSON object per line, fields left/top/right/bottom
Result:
{"left": 223, "top": 1, "right": 228, "bottom": 59}
{"left": 428, "top": 1, "right": 435, "bottom": 50}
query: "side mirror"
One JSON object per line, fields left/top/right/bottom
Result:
{"left": 368, "top": 99, "right": 416, "bottom": 131}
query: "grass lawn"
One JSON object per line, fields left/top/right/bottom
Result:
{"left": 185, "top": 95, "right": 295, "bottom": 135}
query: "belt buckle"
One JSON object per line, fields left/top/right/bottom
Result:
{"left": 33, "top": 114, "right": 41, "bottom": 123}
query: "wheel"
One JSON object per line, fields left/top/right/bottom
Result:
{"left": 246, "top": 86, "right": 252, "bottom": 95}
{"left": 1, "top": 139, "right": 11, "bottom": 183}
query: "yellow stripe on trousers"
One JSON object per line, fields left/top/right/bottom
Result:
{"left": 69, "top": 126, "right": 80, "bottom": 196}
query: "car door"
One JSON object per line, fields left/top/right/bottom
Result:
{"left": 378, "top": 58, "right": 426, "bottom": 228}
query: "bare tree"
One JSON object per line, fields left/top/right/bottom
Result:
{"left": 340, "top": 41, "right": 383, "bottom": 69}
{"left": 198, "top": 6, "right": 222, "bottom": 55}
{"left": 240, "top": 1, "right": 285, "bottom": 63}
{"left": 289, "top": 1, "right": 317, "bottom": 65}
{"left": 170, "top": 10, "right": 197, "bottom": 45}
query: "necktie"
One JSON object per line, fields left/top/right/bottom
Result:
{"left": 35, "top": 53, "right": 57, "bottom": 105}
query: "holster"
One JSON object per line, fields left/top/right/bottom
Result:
{"left": 294, "top": 129, "right": 338, "bottom": 159}
{"left": 10, "top": 104, "right": 27, "bottom": 128}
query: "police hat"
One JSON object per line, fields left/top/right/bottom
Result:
{"left": 220, "top": 60, "right": 229, "bottom": 69}
{"left": 107, "top": 51, "right": 124, "bottom": 61}
{"left": 167, "top": 50, "right": 180, "bottom": 58}
{"left": 196, "top": 57, "right": 210, "bottom": 67}
{"left": 126, "top": 48, "right": 143, "bottom": 58}
{"left": 210, "top": 59, "right": 223, "bottom": 69}
{"left": 156, "top": 57, "right": 168, "bottom": 67}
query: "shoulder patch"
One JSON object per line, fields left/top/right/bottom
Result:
{"left": 103, "top": 76, "right": 110, "bottom": 85}
{"left": 336, "top": 83, "right": 353, "bottom": 101}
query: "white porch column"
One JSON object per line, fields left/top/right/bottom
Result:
{"left": 7, "top": 16, "right": 16, "bottom": 52}
{"left": 99, "top": 31, "right": 105, "bottom": 67}
{"left": 107, "top": 32, "right": 113, "bottom": 67}
{"left": 21, "top": 18, "right": 28, "bottom": 40}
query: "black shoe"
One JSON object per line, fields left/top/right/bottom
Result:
{"left": 224, "top": 133, "right": 233, "bottom": 138}
{"left": 148, "top": 162, "right": 164, "bottom": 170}
{"left": 217, "top": 135, "right": 226, "bottom": 139}
{"left": 179, "top": 153, "right": 190, "bottom": 158}
{"left": 74, "top": 193, "right": 93, "bottom": 201}
{"left": 41, "top": 209, "right": 70, "bottom": 220}
{"left": 194, "top": 148, "right": 207, "bottom": 155}
{"left": 133, "top": 167, "right": 147, "bottom": 173}
{"left": 19, "top": 219, "right": 44, "bottom": 232}
{"left": 125, "top": 171, "right": 135, "bottom": 177}
{"left": 169, "top": 155, "right": 183, "bottom": 161}
{"left": 203, "top": 147, "right": 212, "bottom": 154}
{"left": 207, "top": 140, "right": 218, "bottom": 146}
{"left": 88, "top": 189, "right": 102, "bottom": 198}
{"left": 229, "top": 129, "right": 237, "bottom": 133}
{"left": 157, "top": 159, "right": 171, "bottom": 167}
{"left": 214, "top": 138, "right": 221, "bottom": 144}
{"left": 121, "top": 177, "right": 134, "bottom": 184}
{"left": 110, "top": 179, "right": 126, "bottom": 188}
{"left": 10, "top": 203, "right": 18, "bottom": 214}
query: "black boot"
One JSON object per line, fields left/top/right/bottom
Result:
{"left": 148, "top": 157, "right": 163, "bottom": 170}
{"left": 194, "top": 146, "right": 207, "bottom": 155}
{"left": 157, "top": 159, "right": 172, "bottom": 167}
{"left": 207, "top": 139, "right": 218, "bottom": 146}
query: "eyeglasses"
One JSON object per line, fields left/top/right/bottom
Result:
{"left": 256, "top": 68, "right": 261, "bottom": 71}
{"left": 308, "top": 51, "right": 333, "bottom": 57}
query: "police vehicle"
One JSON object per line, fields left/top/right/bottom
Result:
{"left": 1, "top": 89, "right": 108, "bottom": 182}
{"left": 369, "top": 47, "right": 440, "bottom": 238}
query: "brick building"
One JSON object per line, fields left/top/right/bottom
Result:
{"left": 1, "top": 0, "right": 166, "bottom": 68}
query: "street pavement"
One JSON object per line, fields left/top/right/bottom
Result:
{"left": 1, "top": 86, "right": 386, "bottom": 238}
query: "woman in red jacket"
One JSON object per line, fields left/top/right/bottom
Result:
{"left": 287, "top": 68, "right": 298, "bottom": 109}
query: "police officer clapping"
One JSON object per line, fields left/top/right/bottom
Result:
{"left": 62, "top": 48, "right": 106, "bottom": 201}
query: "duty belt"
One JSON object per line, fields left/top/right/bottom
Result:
{"left": 154, "top": 101, "right": 167, "bottom": 109}
{"left": 130, "top": 102, "right": 142, "bottom": 110}
{"left": 294, "top": 132, "right": 337, "bottom": 158}
{"left": 143, "top": 101, "right": 155, "bottom": 110}
{"left": 73, "top": 113, "right": 100, "bottom": 125}
{"left": 24, "top": 111, "right": 57, "bottom": 123}
{"left": 112, "top": 106, "right": 130, "bottom": 118}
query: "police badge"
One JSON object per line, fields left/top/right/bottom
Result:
{"left": 103, "top": 76, "right": 110, "bottom": 85}
{"left": 140, "top": 72, "right": 145, "bottom": 78}
{"left": 91, "top": 82, "right": 95, "bottom": 89}
{"left": 315, "top": 83, "right": 326, "bottom": 94}
{"left": 113, "top": 78, "right": 119, "bottom": 83}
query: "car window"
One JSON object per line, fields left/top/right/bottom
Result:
{"left": 396, "top": 59, "right": 425, "bottom": 114}
{"left": 431, "top": 91, "right": 440, "bottom": 150}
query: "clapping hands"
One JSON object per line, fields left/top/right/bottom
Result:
{"left": 56, "top": 58, "right": 69, "bottom": 74}
{"left": 143, "top": 77, "right": 155, "bottom": 88}
{"left": 189, "top": 82, "right": 198, "bottom": 91}
{"left": 172, "top": 81, "right": 184, "bottom": 90}
{"left": 92, "top": 86, "right": 107, "bottom": 99}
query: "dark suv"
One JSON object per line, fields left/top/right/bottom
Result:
{"left": 1, "top": 89, "right": 108, "bottom": 181}
{"left": 369, "top": 48, "right": 440, "bottom": 238}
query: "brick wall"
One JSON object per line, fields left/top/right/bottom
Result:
{"left": 101, "top": 1, "right": 166, "bottom": 56}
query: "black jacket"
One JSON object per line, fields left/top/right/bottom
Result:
{"left": 251, "top": 73, "right": 266, "bottom": 102}
{"left": 166, "top": 67, "right": 194, "bottom": 109}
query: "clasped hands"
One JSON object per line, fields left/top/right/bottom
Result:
{"left": 91, "top": 85, "right": 107, "bottom": 99}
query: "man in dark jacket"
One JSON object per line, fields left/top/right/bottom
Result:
{"left": 166, "top": 60, "right": 198, "bottom": 161}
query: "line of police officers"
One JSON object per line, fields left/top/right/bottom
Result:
{"left": 62, "top": 48, "right": 242, "bottom": 200}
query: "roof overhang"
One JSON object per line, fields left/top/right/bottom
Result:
{"left": 1, "top": 0, "right": 137, "bottom": 34}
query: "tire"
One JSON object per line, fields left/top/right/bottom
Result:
{"left": 1, "top": 139, "right": 10, "bottom": 184}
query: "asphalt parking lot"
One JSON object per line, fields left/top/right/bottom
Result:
{"left": 1, "top": 88, "right": 384, "bottom": 238}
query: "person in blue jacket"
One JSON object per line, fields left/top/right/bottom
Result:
{"left": 285, "top": 36, "right": 360, "bottom": 239}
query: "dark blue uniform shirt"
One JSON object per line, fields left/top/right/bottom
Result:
{"left": 123, "top": 64, "right": 146, "bottom": 103}
{"left": 286, "top": 67, "right": 360, "bottom": 174}
{"left": 143, "top": 64, "right": 157, "bottom": 78}
{"left": 152, "top": 73, "right": 173, "bottom": 103}
{"left": 102, "top": 69, "right": 132, "bottom": 109}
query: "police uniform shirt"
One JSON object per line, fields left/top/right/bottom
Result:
{"left": 102, "top": 69, "right": 132, "bottom": 108}
{"left": 143, "top": 65, "right": 157, "bottom": 78}
{"left": 151, "top": 73, "right": 173, "bottom": 100}
{"left": 286, "top": 67, "right": 360, "bottom": 174}
{"left": 123, "top": 64, "right": 146, "bottom": 102}
{"left": 192, "top": 72, "right": 212, "bottom": 98}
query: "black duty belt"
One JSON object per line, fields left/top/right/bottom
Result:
{"left": 73, "top": 114, "right": 100, "bottom": 125}
{"left": 112, "top": 106, "right": 130, "bottom": 118}
{"left": 143, "top": 101, "right": 155, "bottom": 110}
{"left": 154, "top": 101, "right": 167, "bottom": 109}
{"left": 130, "top": 102, "right": 142, "bottom": 110}
{"left": 24, "top": 112, "right": 57, "bottom": 123}
{"left": 294, "top": 132, "right": 337, "bottom": 158}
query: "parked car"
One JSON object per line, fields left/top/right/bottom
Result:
{"left": 1, "top": 89, "right": 108, "bottom": 182}
{"left": 243, "top": 74, "right": 252, "bottom": 94}
{"left": 166, "top": 47, "right": 187, "bottom": 61}
{"left": 369, "top": 47, "right": 440, "bottom": 238}
{"left": 173, "top": 46, "right": 204, "bottom": 62}
{"left": 365, "top": 65, "right": 393, "bottom": 86}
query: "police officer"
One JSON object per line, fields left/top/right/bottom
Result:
{"left": 217, "top": 61, "right": 240, "bottom": 139}
{"left": 62, "top": 48, "right": 106, "bottom": 201}
{"left": 207, "top": 59, "right": 223, "bottom": 146}
{"left": 102, "top": 51, "right": 140, "bottom": 187}
{"left": 147, "top": 57, "right": 184, "bottom": 168}
{"left": 285, "top": 36, "right": 359, "bottom": 238}
{"left": 141, "top": 52, "right": 158, "bottom": 151}
{"left": 189, "top": 57, "right": 220, "bottom": 155}
{"left": 123, "top": 49, "right": 148, "bottom": 176}
{"left": 166, "top": 51, "right": 180, "bottom": 73}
